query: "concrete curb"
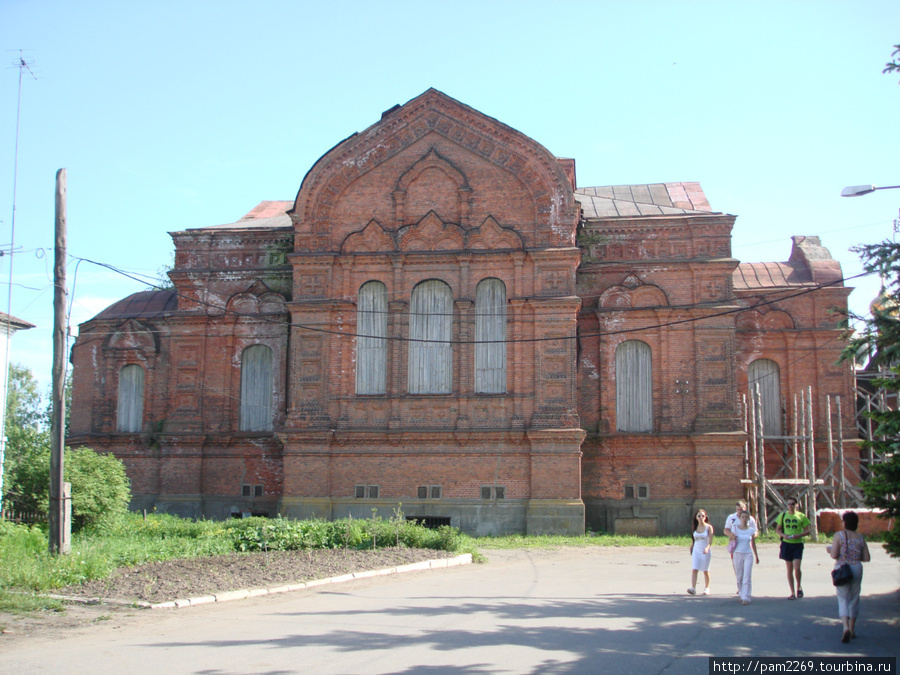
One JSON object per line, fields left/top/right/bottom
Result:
{"left": 44, "top": 553, "right": 473, "bottom": 610}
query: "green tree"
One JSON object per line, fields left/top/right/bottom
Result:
{"left": 884, "top": 44, "right": 900, "bottom": 83}
{"left": 2, "top": 364, "right": 51, "bottom": 513}
{"left": 843, "top": 240, "right": 900, "bottom": 557}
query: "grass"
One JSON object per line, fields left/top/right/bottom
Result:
{"left": 0, "top": 510, "right": 480, "bottom": 613}
{"left": 0, "top": 512, "right": 864, "bottom": 615}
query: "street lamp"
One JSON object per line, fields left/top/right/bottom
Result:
{"left": 841, "top": 184, "right": 900, "bottom": 197}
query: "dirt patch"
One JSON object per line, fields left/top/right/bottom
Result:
{"left": 0, "top": 547, "right": 454, "bottom": 642}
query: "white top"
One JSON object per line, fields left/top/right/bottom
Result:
{"left": 732, "top": 523, "right": 757, "bottom": 554}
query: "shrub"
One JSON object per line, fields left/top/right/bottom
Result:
{"left": 65, "top": 447, "right": 131, "bottom": 531}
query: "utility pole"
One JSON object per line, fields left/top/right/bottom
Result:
{"left": 49, "top": 168, "right": 70, "bottom": 554}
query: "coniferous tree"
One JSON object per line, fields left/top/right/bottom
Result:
{"left": 843, "top": 241, "right": 900, "bottom": 557}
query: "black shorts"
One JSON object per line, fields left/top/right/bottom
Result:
{"left": 779, "top": 541, "right": 804, "bottom": 561}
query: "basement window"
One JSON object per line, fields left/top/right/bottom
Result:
{"left": 624, "top": 484, "right": 649, "bottom": 500}
{"left": 481, "top": 486, "right": 506, "bottom": 500}
{"left": 418, "top": 485, "right": 442, "bottom": 499}
{"left": 355, "top": 485, "right": 380, "bottom": 499}
{"left": 242, "top": 484, "right": 263, "bottom": 497}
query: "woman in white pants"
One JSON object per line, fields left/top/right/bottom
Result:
{"left": 828, "top": 511, "right": 870, "bottom": 643}
{"left": 729, "top": 511, "right": 759, "bottom": 605}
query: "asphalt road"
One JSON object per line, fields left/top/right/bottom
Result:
{"left": 3, "top": 543, "right": 898, "bottom": 674}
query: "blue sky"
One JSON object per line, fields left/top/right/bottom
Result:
{"left": 2, "top": 0, "right": 899, "bottom": 389}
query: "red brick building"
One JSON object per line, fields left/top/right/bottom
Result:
{"left": 68, "top": 90, "right": 855, "bottom": 534}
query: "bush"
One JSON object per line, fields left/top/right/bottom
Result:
{"left": 65, "top": 447, "right": 131, "bottom": 531}
{"left": 225, "top": 513, "right": 471, "bottom": 554}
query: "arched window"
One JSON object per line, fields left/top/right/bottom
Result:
{"left": 475, "top": 278, "right": 506, "bottom": 394}
{"left": 616, "top": 340, "right": 652, "bottom": 432}
{"left": 356, "top": 281, "right": 388, "bottom": 395}
{"left": 240, "top": 345, "right": 274, "bottom": 432}
{"left": 409, "top": 280, "right": 453, "bottom": 394}
{"left": 116, "top": 364, "right": 144, "bottom": 433}
{"left": 748, "top": 358, "right": 782, "bottom": 437}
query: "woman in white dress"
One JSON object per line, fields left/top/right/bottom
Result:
{"left": 729, "top": 510, "right": 760, "bottom": 604}
{"left": 688, "top": 509, "right": 714, "bottom": 595}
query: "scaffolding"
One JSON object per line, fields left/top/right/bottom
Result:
{"left": 741, "top": 385, "right": 866, "bottom": 540}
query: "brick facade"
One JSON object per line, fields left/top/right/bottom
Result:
{"left": 68, "top": 90, "right": 855, "bottom": 534}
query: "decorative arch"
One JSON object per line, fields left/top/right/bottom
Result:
{"left": 398, "top": 211, "right": 466, "bottom": 252}
{"left": 341, "top": 219, "right": 397, "bottom": 254}
{"left": 394, "top": 148, "right": 470, "bottom": 226}
{"left": 762, "top": 310, "right": 795, "bottom": 330}
{"left": 106, "top": 319, "right": 157, "bottom": 355}
{"left": 599, "top": 279, "right": 669, "bottom": 309}
{"left": 465, "top": 216, "right": 524, "bottom": 251}
{"left": 226, "top": 281, "right": 287, "bottom": 316}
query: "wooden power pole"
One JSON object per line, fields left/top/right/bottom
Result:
{"left": 49, "top": 168, "right": 70, "bottom": 554}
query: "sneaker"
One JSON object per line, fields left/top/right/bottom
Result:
{"left": 703, "top": 588, "right": 710, "bottom": 595}
{"left": 797, "top": 589, "right": 804, "bottom": 599}
{"left": 687, "top": 587, "right": 696, "bottom": 595}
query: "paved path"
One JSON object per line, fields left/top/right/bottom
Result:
{"left": 3, "top": 543, "right": 898, "bottom": 674}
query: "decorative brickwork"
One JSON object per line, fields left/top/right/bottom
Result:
{"left": 68, "top": 90, "right": 855, "bottom": 534}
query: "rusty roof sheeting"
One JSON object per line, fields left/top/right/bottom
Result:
{"left": 93, "top": 290, "right": 178, "bottom": 321}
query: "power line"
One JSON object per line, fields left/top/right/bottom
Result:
{"left": 71, "top": 254, "right": 868, "bottom": 345}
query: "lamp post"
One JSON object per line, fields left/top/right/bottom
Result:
{"left": 841, "top": 184, "right": 900, "bottom": 197}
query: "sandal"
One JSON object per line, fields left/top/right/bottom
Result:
{"left": 797, "top": 589, "right": 804, "bottom": 599}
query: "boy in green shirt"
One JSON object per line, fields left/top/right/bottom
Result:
{"left": 775, "top": 498, "right": 812, "bottom": 599}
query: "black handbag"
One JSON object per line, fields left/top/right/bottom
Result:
{"left": 831, "top": 532, "right": 853, "bottom": 586}
{"left": 832, "top": 563, "right": 852, "bottom": 586}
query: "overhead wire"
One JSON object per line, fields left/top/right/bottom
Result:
{"left": 70, "top": 254, "right": 868, "bottom": 345}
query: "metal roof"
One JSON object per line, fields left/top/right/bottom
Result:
{"left": 93, "top": 290, "right": 178, "bottom": 321}
{"left": 576, "top": 182, "right": 715, "bottom": 218}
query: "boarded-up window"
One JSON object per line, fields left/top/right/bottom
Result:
{"left": 475, "top": 278, "right": 507, "bottom": 394}
{"left": 240, "top": 345, "right": 274, "bottom": 431}
{"left": 116, "top": 364, "right": 144, "bottom": 432}
{"left": 356, "top": 281, "right": 388, "bottom": 395}
{"left": 749, "top": 358, "right": 782, "bottom": 437}
{"left": 616, "top": 340, "right": 653, "bottom": 432}
{"left": 409, "top": 280, "right": 452, "bottom": 394}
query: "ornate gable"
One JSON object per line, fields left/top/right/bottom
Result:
{"left": 291, "top": 89, "right": 578, "bottom": 252}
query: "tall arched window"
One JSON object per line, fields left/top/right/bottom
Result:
{"left": 240, "top": 345, "right": 274, "bottom": 431}
{"left": 356, "top": 281, "right": 388, "bottom": 395}
{"left": 616, "top": 340, "right": 653, "bottom": 432}
{"left": 748, "top": 358, "right": 782, "bottom": 437}
{"left": 475, "top": 278, "right": 506, "bottom": 394}
{"left": 116, "top": 364, "right": 145, "bottom": 433}
{"left": 409, "top": 279, "right": 453, "bottom": 394}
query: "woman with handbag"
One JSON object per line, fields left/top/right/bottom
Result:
{"left": 827, "top": 511, "right": 871, "bottom": 643}
{"left": 729, "top": 510, "right": 760, "bottom": 605}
